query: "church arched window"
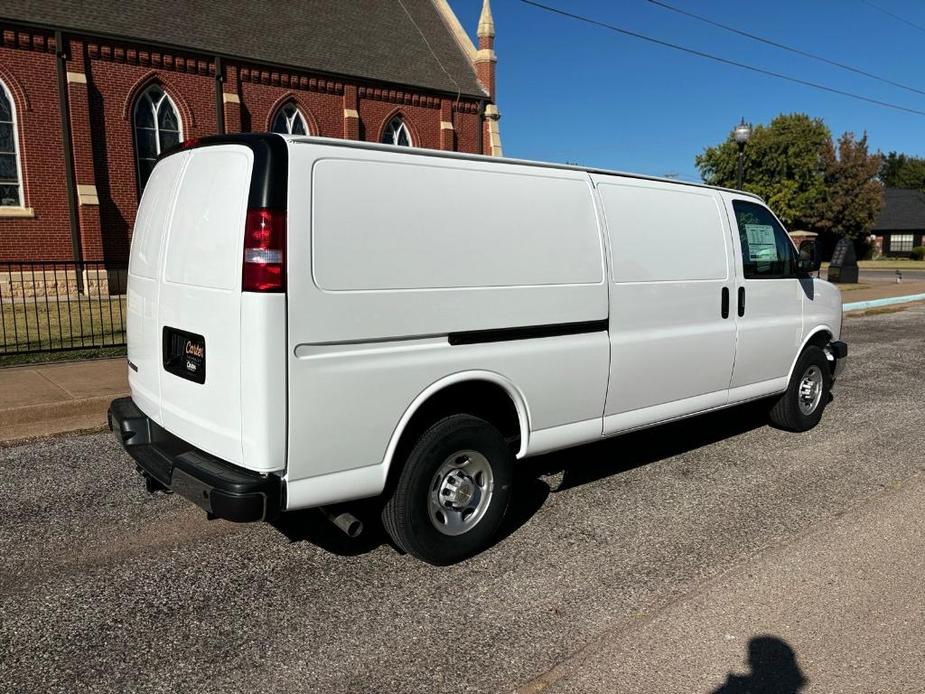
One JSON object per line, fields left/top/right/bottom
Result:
{"left": 133, "top": 85, "right": 182, "bottom": 191}
{"left": 0, "top": 79, "right": 24, "bottom": 207}
{"left": 381, "top": 117, "right": 413, "bottom": 147}
{"left": 271, "top": 102, "right": 309, "bottom": 135}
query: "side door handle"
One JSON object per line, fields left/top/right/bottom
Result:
{"left": 738, "top": 286, "right": 746, "bottom": 317}
{"left": 721, "top": 287, "right": 730, "bottom": 319}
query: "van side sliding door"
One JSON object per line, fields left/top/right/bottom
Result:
{"left": 594, "top": 178, "right": 738, "bottom": 435}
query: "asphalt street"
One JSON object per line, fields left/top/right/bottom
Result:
{"left": 857, "top": 267, "right": 925, "bottom": 283}
{"left": 2, "top": 304, "right": 925, "bottom": 693}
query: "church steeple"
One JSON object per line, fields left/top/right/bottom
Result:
{"left": 470, "top": 0, "right": 501, "bottom": 156}
{"left": 474, "top": 0, "right": 496, "bottom": 99}
{"left": 478, "top": 0, "right": 495, "bottom": 42}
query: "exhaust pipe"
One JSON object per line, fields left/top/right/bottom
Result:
{"left": 320, "top": 507, "right": 364, "bottom": 538}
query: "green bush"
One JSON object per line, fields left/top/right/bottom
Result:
{"left": 860, "top": 239, "right": 878, "bottom": 260}
{"left": 911, "top": 246, "right": 925, "bottom": 261}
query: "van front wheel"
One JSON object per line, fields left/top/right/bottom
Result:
{"left": 769, "top": 345, "right": 832, "bottom": 432}
{"left": 382, "top": 414, "right": 513, "bottom": 565}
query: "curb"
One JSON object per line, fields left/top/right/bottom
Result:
{"left": 843, "top": 292, "right": 925, "bottom": 313}
{"left": 0, "top": 393, "right": 125, "bottom": 443}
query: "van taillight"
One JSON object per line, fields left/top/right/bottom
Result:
{"left": 242, "top": 208, "right": 286, "bottom": 292}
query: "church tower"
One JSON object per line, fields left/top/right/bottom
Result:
{"left": 474, "top": 0, "right": 502, "bottom": 156}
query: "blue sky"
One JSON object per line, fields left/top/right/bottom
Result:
{"left": 450, "top": 0, "right": 925, "bottom": 181}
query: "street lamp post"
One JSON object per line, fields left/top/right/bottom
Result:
{"left": 734, "top": 117, "right": 752, "bottom": 190}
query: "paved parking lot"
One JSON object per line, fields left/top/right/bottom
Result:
{"left": 2, "top": 304, "right": 924, "bottom": 693}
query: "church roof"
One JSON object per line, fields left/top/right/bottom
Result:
{"left": 2, "top": 0, "right": 487, "bottom": 97}
{"left": 873, "top": 187, "right": 925, "bottom": 231}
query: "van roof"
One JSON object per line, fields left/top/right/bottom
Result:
{"left": 282, "top": 134, "right": 765, "bottom": 202}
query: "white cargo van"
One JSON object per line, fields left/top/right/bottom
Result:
{"left": 109, "top": 134, "right": 846, "bottom": 564}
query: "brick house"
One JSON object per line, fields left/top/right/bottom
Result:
{"left": 0, "top": 0, "right": 502, "bottom": 270}
{"left": 871, "top": 188, "right": 925, "bottom": 257}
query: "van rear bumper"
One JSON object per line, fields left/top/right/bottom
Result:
{"left": 108, "top": 397, "right": 281, "bottom": 522}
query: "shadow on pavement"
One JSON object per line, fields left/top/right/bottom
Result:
{"left": 271, "top": 498, "right": 392, "bottom": 556}
{"left": 527, "top": 399, "right": 772, "bottom": 494}
{"left": 271, "top": 399, "right": 773, "bottom": 558}
{"left": 712, "top": 635, "right": 808, "bottom": 693}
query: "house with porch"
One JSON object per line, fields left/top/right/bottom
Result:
{"left": 871, "top": 188, "right": 925, "bottom": 256}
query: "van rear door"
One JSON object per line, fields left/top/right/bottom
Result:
{"left": 126, "top": 150, "right": 188, "bottom": 424}
{"left": 126, "top": 136, "right": 288, "bottom": 473}
{"left": 156, "top": 144, "right": 252, "bottom": 465}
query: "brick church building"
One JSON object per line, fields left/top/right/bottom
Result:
{"left": 0, "top": 0, "right": 502, "bottom": 267}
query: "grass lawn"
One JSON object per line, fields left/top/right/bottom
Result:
{"left": 846, "top": 304, "right": 919, "bottom": 318}
{"left": 0, "top": 295, "right": 126, "bottom": 359}
{"left": 821, "top": 259, "right": 925, "bottom": 271}
{"left": 0, "top": 346, "right": 126, "bottom": 368}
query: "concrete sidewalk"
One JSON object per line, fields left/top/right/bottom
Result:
{"left": 525, "top": 472, "right": 925, "bottom": 693}
{"left": 0, "top": 357, "right": 128, "bottom": 442}
{"left": 838, "top": 278, "right": 925, "bottom": 303}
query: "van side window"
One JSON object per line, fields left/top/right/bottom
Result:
{"left": 732, "top": 200, "right": 797, "bottom": 279}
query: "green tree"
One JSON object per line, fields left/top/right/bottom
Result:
{"left": 696, "top": 113, "right": 829, "bottom": 228}
{"left": 696, "top": 113, "right": 883, "bottom": 239}
{"left": 812, "top": 132, "right": 883, "bottom": 240}
{"left": 879, "top": 151, "right": 925, "bottom": 190}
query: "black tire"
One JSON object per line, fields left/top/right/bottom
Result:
{"left": 382, "top": 414, "right": 514, "bottom": 565}
{"left": 769, "top": 345, "right": 832, "bottom": 432}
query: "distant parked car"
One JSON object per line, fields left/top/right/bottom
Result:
{"left": 109, "top": 134, "right": 847, "bottom": 564}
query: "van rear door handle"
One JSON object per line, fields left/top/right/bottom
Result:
{"left": 738, "top": 287, "right": 746, "bottom": 317}
{"left": 721, "top": 287, "right": 730, "bottom": 319}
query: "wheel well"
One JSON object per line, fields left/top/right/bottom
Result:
{"left": 804, "top": 330, "right": 835, "bottom": 375}
{"left": 386, "top": 380, "right": 523, "bottom": 491}
{"left": 806, "top": 330, "right": 832, "bottom": 350}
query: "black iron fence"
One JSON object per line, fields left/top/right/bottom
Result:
{"left": 0, "top": 261, "right": 127, "bottom": 355}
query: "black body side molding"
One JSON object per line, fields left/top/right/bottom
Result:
{"left": 449, "top": 319, "right": 609, "bottom": 346}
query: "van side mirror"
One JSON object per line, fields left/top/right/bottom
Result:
{"left": 798, "top": 239, "right": 821, "bottom": 272}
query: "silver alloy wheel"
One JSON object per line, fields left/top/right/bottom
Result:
{"left": 428, "top": 450, "right": 494, "bottom": 536}
{"left": 797, "top": 365, "right": 824, "bottom": 416}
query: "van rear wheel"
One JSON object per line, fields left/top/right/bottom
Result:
{"left": 382, "top": 414, "right": 513, "bottom": 565}
{"left": 769, "top": 345, "right": 832, "bottom": 432}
